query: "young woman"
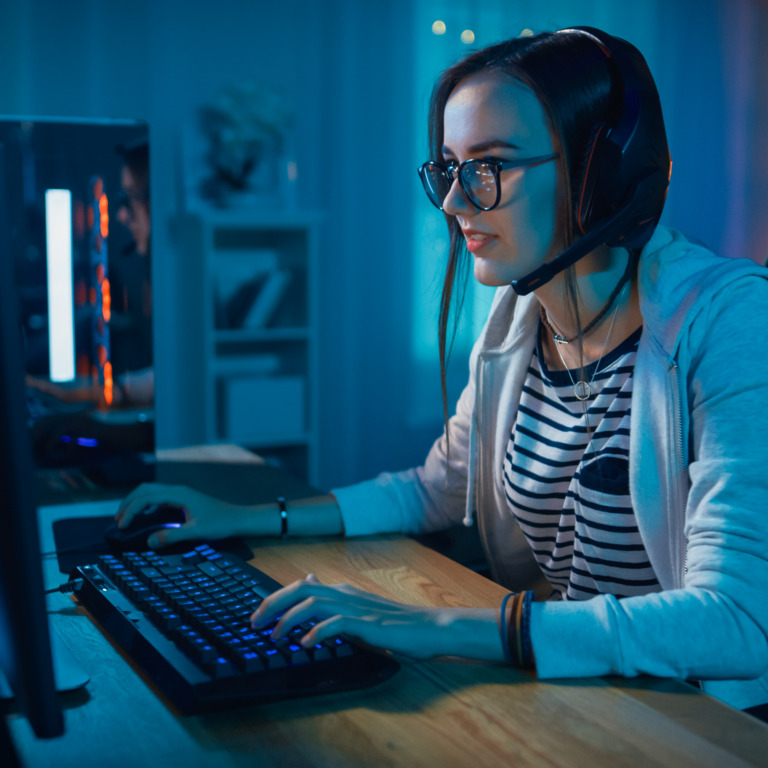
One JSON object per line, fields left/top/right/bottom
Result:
{"left": 117, "top": 28, "right": 768, "bottom": 716}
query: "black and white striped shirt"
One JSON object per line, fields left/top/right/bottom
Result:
{"left": 503, "top": 325, "right": 661, "bottom": 600}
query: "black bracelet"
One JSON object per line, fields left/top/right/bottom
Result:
{"left": 277, "top": 497, "right": 288, "bottom": 538}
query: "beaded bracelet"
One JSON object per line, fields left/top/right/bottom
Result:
{"left": 498, "top": 592, "right": 515, "bottom": 665}
{"left": 499, "top": 590, "right": 535, "bottom": 669}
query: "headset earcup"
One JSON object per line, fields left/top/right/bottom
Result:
{"left": 575, "top": 124, "right": 604, "bottom": 234}
{"left": 575, "top": 122, "right": 625, "bottom": 235}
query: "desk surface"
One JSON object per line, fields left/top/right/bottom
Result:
{"left": 11, "top": 497, "right": 768, "bottom": 768}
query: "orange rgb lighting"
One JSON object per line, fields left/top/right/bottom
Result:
{"left": 101, "top": 279, "right": 111, "bottom": 322}
{"left": 103, "top": 361, "right": 113, "bottom": 405}
{"left": 100, "top": 194, "right": 109, "bottom": 238}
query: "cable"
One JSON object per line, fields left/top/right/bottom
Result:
{"left": 45, "top": 578, "right": 84, "bottom": 595}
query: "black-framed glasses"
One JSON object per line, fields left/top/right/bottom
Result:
{"left": 417, "top": 153, "right": 560, "bottom": 211}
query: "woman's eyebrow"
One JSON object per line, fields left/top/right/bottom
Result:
{"left": 442, "top": 139, "right": 522, "bottom": 155}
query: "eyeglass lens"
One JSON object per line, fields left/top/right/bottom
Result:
{"left": 460, "top": 162, "right": 497, "bottom": 208}
{"left": 421, "top": 164, "right": 452, "bottom": 208}
{"left": 422, "top": 161, "right": 498, "bottom": 210}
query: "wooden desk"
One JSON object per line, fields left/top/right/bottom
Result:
{"left": 10, "top": 502, "right": 768, "bottom": 768}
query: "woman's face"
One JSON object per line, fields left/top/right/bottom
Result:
{"left": 442, "top": 71, "right": 567, "bottom": 286}
{"left": 117, "top": 165, "right": 151, "bottom": 256}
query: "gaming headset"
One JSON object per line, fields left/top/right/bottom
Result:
{"left": 510, "top": 26, "right": 672, "bottom": 295}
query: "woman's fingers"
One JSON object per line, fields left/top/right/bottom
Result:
{"left": 116, "top": 483, "right": 181, "bottom": 527}
{"left": 250, "top": 575, "right": 436, "bottom": 655}
{"left": 251, "top": 576, "right": 321, "bottom": 628}
{"left": 300, "top": 614, "right": 357, "bottom": 648}
{"left": 252, "top": 576, "right": 406, "bottom": 632}
{"left": 260, "top": 592, "right": 379, "bottom": 649}
{"left": 146, "top": 519, "right": 196, "bottom": 549}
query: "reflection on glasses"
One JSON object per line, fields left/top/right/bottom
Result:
{"left": 417, "top": 153, "right": 559, "bottom": 212}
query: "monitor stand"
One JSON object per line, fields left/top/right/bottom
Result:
{"left": 0, "top": 626, "right": 89, "bottom": 700}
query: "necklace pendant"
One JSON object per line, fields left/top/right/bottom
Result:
{"left": 553, "top": 334, "right": 569, "bottom": 345}
{"left": 574, "top": 380, "right": 591, "bottom": 401}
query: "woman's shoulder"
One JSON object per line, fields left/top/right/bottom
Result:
{"left": 638, "top": 226, "right": 768, "bottom": 351}
{"left": 640, "top": 226, "right": 768, "bottom": 289}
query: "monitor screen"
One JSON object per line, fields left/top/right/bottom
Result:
{"left": 0, "top": 149, "right": 64, "bottom": 738}
{"left": 0, "top": 117, "right": 154, "bottom": 475}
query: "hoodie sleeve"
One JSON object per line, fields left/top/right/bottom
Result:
{"left": 530, "top": 276, "right": 768, "bottom": 701}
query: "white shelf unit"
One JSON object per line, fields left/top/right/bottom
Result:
{"left": 175, "top": 210, "right": 322, "bottom": 484}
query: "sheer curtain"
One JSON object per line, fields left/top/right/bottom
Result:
{"left": 408, "top": 0, "right": 768, "bottom": 426}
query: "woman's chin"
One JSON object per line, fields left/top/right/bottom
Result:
{"left": 472, "top": 259, "right": 516, "bottom": 287}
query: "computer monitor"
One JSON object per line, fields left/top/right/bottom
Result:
{"left": 0, "top": 155, "right": 64, "bottom": 739}
{"left": 0, "top": 117, "right": 154, "bottom": 478}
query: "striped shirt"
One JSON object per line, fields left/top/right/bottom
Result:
{"left": 502, "top": 325, "right": 661, "bottom": 600}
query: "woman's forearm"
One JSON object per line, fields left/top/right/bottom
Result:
{"left": 233, "top": 494, "right": 345, "bottom": 538}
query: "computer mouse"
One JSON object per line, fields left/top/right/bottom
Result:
{"left": 104, "top": 504, "right": 187, "bottom": 552}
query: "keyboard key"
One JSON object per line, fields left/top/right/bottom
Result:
{"left": 194, "top": 642, "right": 218, "bottom": 664}
{"left": 333, "top": 638, "right": 354, "bottom": 657}
{"left": 286, "top": 644, "right": 311, "bottom": 665}
{"left": 313, "top": 643, "right": 333, "bottom": 661}
{"left": 159, "top": 611, "right": 182, "bottom": 631}
{"left": 262, "top": 649, "right": 287, "bottom": 669}
{"left": 235, "top": 650, "right": 264, "bottom": 673}
{"left": 181, "top": 551, "right": 204, "bottom": 565}
{"left": 209, "top": 657, "right": 237, "bottom": 679}
{"left": 159, "top": 564, "right": 191, "bottom": 576}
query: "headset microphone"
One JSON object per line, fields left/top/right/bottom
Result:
{"left": 510, "top": 27, "right": 671, "bottom": 296}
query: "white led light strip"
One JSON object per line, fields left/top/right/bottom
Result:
{"left": 44, "top": 189, "right": 75, "bottom": 382}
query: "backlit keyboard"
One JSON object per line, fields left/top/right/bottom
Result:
{"left": 72, "top": 544, "right": 399, "bottom": 712}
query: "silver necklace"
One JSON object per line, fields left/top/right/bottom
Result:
{"left": 546, "top": 284, "right": 626, "bottom": 402}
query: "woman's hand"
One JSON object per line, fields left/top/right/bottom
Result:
{"left": 251, "top": 574, "right": 501, "bottom": 661}
{"left": 115, "top": 482, "right": 251, "bottom": 548}
{"left": 117, "top": 488, "right": 344, "bottom": 549}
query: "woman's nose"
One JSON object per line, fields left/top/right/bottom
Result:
{"left": 441, "top": 178, "right": 475, "bottom": 217}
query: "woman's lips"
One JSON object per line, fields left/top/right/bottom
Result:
{"left": 463, "top": 229, "right": 496, "bottom": 253}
